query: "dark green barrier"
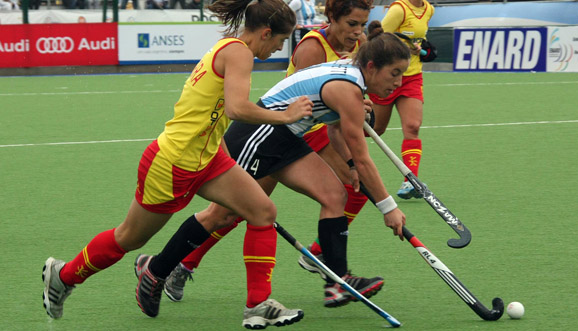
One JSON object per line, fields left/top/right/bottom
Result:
{"left": 427, "top": 27, "right": 453, "bottom": 63}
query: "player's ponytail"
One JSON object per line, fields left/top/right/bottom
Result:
{"left": 354, "top": 32, "right": 410, "bottom": 69}
{"left": 209, "top": 0, "right": 296, "bottom": 37}
{"left": 367, "top": 20, "right": 383, "bottom": 40}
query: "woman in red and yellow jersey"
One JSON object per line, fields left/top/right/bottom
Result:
{"left": 369, "top": 0, "right": 434, "bottom": 200}
{"left": 42, "top": 0, "right": 312, "bottom": 326}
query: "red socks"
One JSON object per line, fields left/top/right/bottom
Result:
{"left": 59, "top": 228, "right": 126, "bottom": 286}
{"left": 344, "top": 184, "right": 369, "bottom": 225}
{"left": 244, "top": 223, "right": 277, "bottom": 308}
{"left": 180, "top": 217, "right": 243, "bottom": 270}
{"left": 401, "top": 139, "right": 422, "bottom": 179}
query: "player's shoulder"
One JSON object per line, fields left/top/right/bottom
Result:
{"left": 386, "top": 1, "right": 406, "bottom": 16}
{"left": 294, "top": 38, "right": 327, "bottom": 62}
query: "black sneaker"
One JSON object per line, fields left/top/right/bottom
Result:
{"left": 324, "top": 273, "right": 384, "bottom": 308}
{"left": 164, "top": 263, "right": 194, "bottom": 302}
{"left": 134, "top": 254, "right": 165, "bottom": 317}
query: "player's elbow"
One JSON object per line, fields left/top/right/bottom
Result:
{"left": 225, "top": 107, "right": 243, "bottom": 121}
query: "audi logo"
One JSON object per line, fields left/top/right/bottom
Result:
{"left": 36, "top": 37, "right": 74, "bottom": 54}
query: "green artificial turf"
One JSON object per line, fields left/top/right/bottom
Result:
{"left": 0, "top": 71, "right": 577, "bottom": 330}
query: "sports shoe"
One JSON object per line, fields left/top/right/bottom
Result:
{"left": 242, "top": 298, "right": 304, "bottom": 329}
{"left": 324, "top": 273, "right": 384, "bottom": 308}
{"left": 397, "top": 181, "right": 426, "bottom": 200}
{"left": 297, "top": 248, "right": 327, "bottom": 281}
{"left": 42, "top": 257, "right": 75, "bottom": 319}
{"left": 135, "top": 254, "right": 165, "bottom": 317}
{"left": 164, "top": 263, "right": 194, "bottom": 302}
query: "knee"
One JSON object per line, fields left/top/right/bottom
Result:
{"left": 403, "top": 120, "right": 422, "bottom": 138}
{"left": 247, "top": 200, "right": 276, "bottom": 227}
{"left": 319, "top": 186, "right": 347, "bottom": 211}
{"left": 259, "top": 201, "right": 277, "bottom": 225}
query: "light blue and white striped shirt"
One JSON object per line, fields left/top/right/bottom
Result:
{"left": 260, "top": 59, "right": 367, "bottom": 137}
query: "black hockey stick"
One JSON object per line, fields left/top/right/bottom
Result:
{"left": 394, "top": 32, "right": 427, "bottom": 56}
{"left": 274, "top": 222, "right": 402, "bottom": 328}
{"left": 363, "top": 122, "right": 471, "bottom": 248}
{"left": 402, "top": 226, "right": 504, "bottom": 321}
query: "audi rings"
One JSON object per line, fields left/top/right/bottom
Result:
{"left": 36, "top": 37, "right": 74, "bottom": 54}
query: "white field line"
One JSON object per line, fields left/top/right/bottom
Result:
{"left": 1, "top": 80, "right": 577, "bottom": 97}
{"left": 1, "top": 120, "right": 577, "bottom": 149}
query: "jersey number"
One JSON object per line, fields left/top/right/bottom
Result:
{"left": 250, "top": 159, "right": 260, "bottom": 176}
{"left": 190, "top": 62, "right": 207, "bottom": 86}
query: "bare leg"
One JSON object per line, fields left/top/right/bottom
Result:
{"left": 115, "top": 199, "right": 173, "bottom": 251}
{"left": 372, "top": 102, "right": 395, "bottom": 136}
{"left": 396, "top": 96, "right": 423, "bottom": 140}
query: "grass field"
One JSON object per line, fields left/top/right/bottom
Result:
{"left": 1, "top": 70, "right": 577, "bottom": 331}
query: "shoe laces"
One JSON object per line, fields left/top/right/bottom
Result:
{"left": 342, "top": 271, "right": 369, "bottom": 287}
{"left": 173, "top": 265, "right": 194, "bottom": 285}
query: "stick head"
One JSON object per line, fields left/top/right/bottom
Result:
{"left": 487, "top": 298, "right": 505, "bottom": 321}
{"left": 447, "top": 229, "right": 472, "bottom": 249}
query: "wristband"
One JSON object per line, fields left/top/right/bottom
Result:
{"left": 346, "top": 159, "right": 355, "bottom": 168}
{"left": 376, "top": 196, "right": 397, "bottom": 215}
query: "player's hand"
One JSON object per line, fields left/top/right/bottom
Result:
{"left": 383, "top": 208, "right": 406, "bottom": 241}
{"left": 348, "top": 166, "right": 360, "bottom": 192}
{"left": 410, "top": 43, "right": 423, "bottom": 56}
{"left": 362, "top": 98, "right": 375, "bottom": 125}
{"left": 363, "top": 98, "right": 373, "bottom": 114}
{"left": 284, "top": 96, "right": 313, "bottom": 123}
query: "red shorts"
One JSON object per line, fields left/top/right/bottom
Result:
{"left": 303, "top": 124, "right": 329, "bottom": 153}
{"left": 368, "top": 73, "right": 424, "bottom": 105}
{"left": 135, "top": 140, "right": 236, "bottom": 214}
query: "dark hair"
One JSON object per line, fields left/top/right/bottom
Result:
{"left": 367, "top": 20, "right": 383, "bottom": 38}
{"left": 354, "top": 32, "right": 410, "bottom": 69}
{"left": 324, "top": 0, "right": 373, "bottom": 22}
{"left": 209, "top": 0, "right": 296, "bottom": 37}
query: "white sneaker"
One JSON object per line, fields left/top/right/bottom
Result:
{"left": 297, "top": 245, "right": 327, "bottom": 281}
{"left": 242, "top": 299, "right": 304, "bottom": 329}
{"left": 42, "top": 257, "right": 75, "bottom": 319}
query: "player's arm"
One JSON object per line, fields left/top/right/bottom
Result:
{"left": 381, "top": 4, "right": 404, "bottom": 33}
{"left": 326, "top": 122, "right": 360, "bottom": 191}
{"left": 218, "top": 43, "right": 313, "bottom": 124}
{"left": 323, "top": 80, "right": 406, "bottom": 239}
{"left": 292, "top": 38, "right": 327, "bottom": 72}
{"left": 322, "top": 81, "right": 387, "bottom": 201}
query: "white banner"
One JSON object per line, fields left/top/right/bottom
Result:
{"left": 547, "top": 26, "right": 578, "bottom": 73}
{"left": 0, "top": 9, "right": 219, "bottom": 25}
{"left": 118, "top": 24, "right": 289, "bottom": 64}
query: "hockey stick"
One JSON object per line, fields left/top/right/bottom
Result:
{"left": 394, "top": 32, "right": 427, "bottom": 56}
{"left": 363, "top": 122, "right": 472, "bottom": 249}
{"left": 402, "top": 226, "right": 504, "bottom": 321}
{"left": 274, "top": 222, "right": 402, "bottom": 328}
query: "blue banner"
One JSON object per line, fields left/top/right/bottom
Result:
{"left": 453, "top": 28, "right": 548, "bottom": 72}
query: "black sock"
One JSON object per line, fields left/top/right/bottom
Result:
{"left": 149, "top": 214, "right": 210, "bottom": 279}
{"left": 317, "top": 216, "right": 349, "bottom": 282}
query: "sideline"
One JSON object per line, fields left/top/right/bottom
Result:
{"left": 2, "top": 120, "right": 577, "bottom": 149}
